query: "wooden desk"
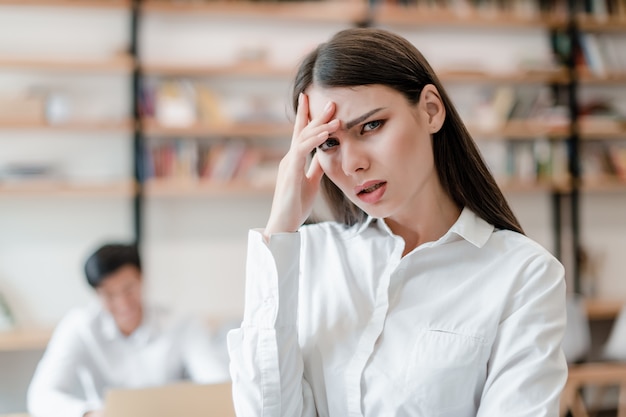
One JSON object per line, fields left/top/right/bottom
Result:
{"left": 0, "top": 328, "right": 52, "bottom": 352}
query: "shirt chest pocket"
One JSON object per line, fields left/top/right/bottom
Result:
{"left": 404, "top": 328, "right": 488, "bottom": 412}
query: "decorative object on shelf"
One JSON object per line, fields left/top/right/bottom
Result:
{"left": 0, "top": 162, "right": 60, "bottom": 184}
{"left": 45, "top": 92, "right": 72, "bottom": 125}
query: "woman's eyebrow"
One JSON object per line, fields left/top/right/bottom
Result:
{"left": 345, "top": 108, "right": 385, "bottom": 130}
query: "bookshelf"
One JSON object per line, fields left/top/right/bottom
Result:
{"left": 0, "top": 119, "right": 134, "bottom": 132}
{"left": 142, "top": 119, "right": 292, "bottom": 139}
{"left": 140, "top": 0, "right": 368, "bottom": 23}
{"left": 0, "top": 0, "right": 135, "bottom": 344}
{"left": 438, "top": 69, "right": 570, "bottom": 84}
{"left": 0, "top": 0, "right": 130, "bottom": 8}
{"left": 575, "top": 10, "right": 626, "bottom": 195}
{"left": 0, "top": 180, "right": 136, "bottom": 198}
{"left": 144, "top": 179, "right": 274, "bottom": 198}
{"left": 0, "top": 55, "right": 134, "bottom": 73}
{"left": 141, "top": 62, "right": 294, "bottom": 78}
{"left": 467, "top": 121, "right": 570, "bottom": 139}
{"left": 372, "top": 3, "right": 568, "bottom": 28}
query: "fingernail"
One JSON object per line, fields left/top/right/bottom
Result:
{"left": 324, "top": 102, "right": 332, "bottom": 112}
{"left": 298, "top": 93, "right": 303, "bottom": 105}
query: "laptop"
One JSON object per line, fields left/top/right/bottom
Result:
{"left": 104, "top": 382, "right": 236, "bottom": 417}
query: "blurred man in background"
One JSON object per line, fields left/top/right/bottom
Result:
{"left": 27, "top": 243, "right": 230, "bottom": 417}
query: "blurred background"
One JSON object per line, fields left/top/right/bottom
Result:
{"left": 0, "top": 0, "right": 625, "bottom": 414}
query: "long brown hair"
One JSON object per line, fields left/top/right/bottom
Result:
{"left": 292, "top": 28, "right": 523, "bottom": 234}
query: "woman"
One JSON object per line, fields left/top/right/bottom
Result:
{"left": 228, "top": 28, "right": 567, "bottom": 417}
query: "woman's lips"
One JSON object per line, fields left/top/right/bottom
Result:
{"left": 355, "top": 181, "right": 387, "bottom": 204}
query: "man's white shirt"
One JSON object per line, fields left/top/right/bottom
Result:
{"left": 28, "top": 304, "right": 230, "bottom": 417}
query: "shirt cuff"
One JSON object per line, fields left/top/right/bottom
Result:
{"left": 243, "top": 229, "right": 300, "bottom": 329}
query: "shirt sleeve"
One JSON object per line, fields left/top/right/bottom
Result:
{"left": 227, "top": 229, "right": 317, "bottom": 417}
{"left": 27, "top": 311, "right": 96, "bottom": 417}
{"left": 180, "top": 316, "right": 231, "bottom": 384}
{"left": 477, "top": 253, "right": 568, "bottom": 417}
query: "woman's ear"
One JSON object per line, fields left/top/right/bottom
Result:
{"left": 420, "top": 84, "right": 446, "bottom": 134}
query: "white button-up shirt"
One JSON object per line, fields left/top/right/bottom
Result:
{"left": 228, "top": 208, "right": 567, "bottom": 417}
{"left": 28, "top": 305, "right": 230, "bottom": 417}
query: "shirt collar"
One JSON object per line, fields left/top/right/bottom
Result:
{"left": 445, "top": 207, "right": 494, "bottom": 248}
{"left": 354, "top": 215, "right": 377, "bottom": 235}
{"left": 356, "top": 206, "right": 494, "bottom": 248}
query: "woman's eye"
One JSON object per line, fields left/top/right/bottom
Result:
{"left": 318, "top": 138, "right": 339, "bottom": 152}
{"left": 362, "top": 120, "right": 383, "bottom": 133}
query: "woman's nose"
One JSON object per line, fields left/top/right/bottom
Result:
{"left": 341, "top": 139, "right": 369, "bottom": 175}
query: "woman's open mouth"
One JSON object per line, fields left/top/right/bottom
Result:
{"left": 355, "top": 181, "right": 387, "bottom": 204}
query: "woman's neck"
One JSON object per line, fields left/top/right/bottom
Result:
{"left": 385, "top": 195, "right": 461, "bottom": 257}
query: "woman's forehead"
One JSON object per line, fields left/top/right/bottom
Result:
{"left": 306, "top": 84, "right": 400, "bottom": 118}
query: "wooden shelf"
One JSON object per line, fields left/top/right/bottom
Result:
{"left": 141, "top": 0, "right": 368, "bottom": 23}
{"left": 0, "top": 328, "right": 52, "bottom": 352}
{"left": 584, "top": 298, "right": 624, "bottom": 320}
{"left": 373, "top": 5, "right": 566, "bottom": 28}
{"left": 469, "top": 120, "right": 570, "bottom": 140}
{"left": 0, "top": 180, "right": 136, "bottom": 198}
{"left": 439, "top": 69, "right": 569, "bottom": 84}
{"left": 499, "top": 179, "right": 571, "bottom": 194}
{"left": 144, "top": 179, "right": 274, "bottom": 197}
{"left": 580, "top": 120, "right": 626, "bottom": 140}
{"left": 141, "top": 61, "right": 295, "bottom": 78}
{"left": 0, "top": 55, "right": 134, "bottom": 73}
{"left": 145, "top": 119, "right": 573, "bottom": 141}
{"left": 579, "top": 71, "right": 626, "bottom": 85}
{"left": 581, "top": 178, "right": 626, "bottom": 193}
{"left": 142, "top": 119, "right": 292, "bottom": 138}
{"left": 0, "top": 0, "right": 130, "bottom": 8}
{"left": 577, "top": 16, "right": 626, "bottom": 32}
{"left": 0, "top": 119, "right": 134, "bottom": 132}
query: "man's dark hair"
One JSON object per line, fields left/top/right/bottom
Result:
{"left": 84, "top": 243, "right": 141, "bottom": 289}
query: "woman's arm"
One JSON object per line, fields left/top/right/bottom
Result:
{"left": 227, "top": 230, "right": 317, "bottom": 417}
{"left": 477, "top": 254, "right": 568, "bottom": 417}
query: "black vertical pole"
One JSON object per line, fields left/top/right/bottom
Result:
{"left": 567, "top": 0, "right": 582, "bottom": 294}
{"left": 552, "top": 191, "right": 562, "bottom": 260}
{"left": 130, "top": 0, "right": 142, "bottom": 245}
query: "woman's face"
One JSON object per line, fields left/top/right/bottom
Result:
{"left": 306, "top": 83, "right": 445, "bottom": 223}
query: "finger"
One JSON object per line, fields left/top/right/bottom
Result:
{"left": 310, "top": 101, "right": 336, "bottom": 127}
{"left": 293, "top": 93, "right": 309, "bottom": 141}
{"left": 306, "top": 152, "right": 325, "bottom": 184}
{"left": 297, "top": 119, "right": 340, "bottom": 154}
{"left": 294, "top": 99, "right": 336, "bottom": 140}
